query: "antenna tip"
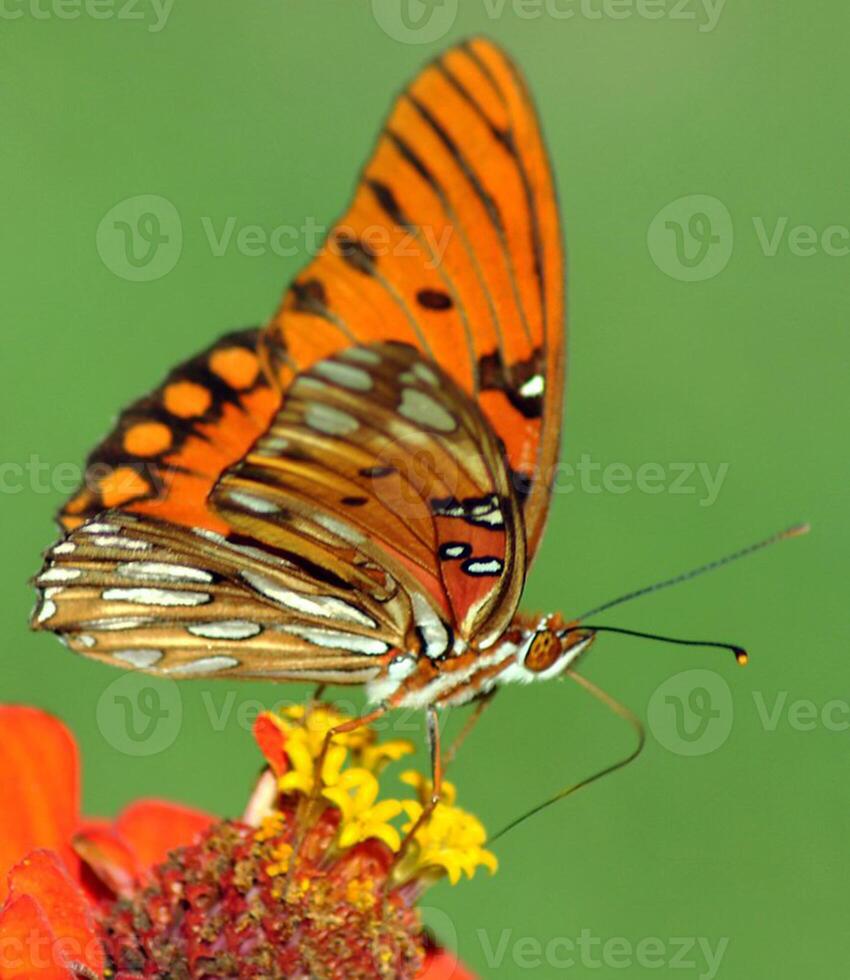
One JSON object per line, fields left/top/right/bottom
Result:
{"left": 734, "top": 647, "right": 749, "bottom": 666}
{"left": 784, "top": 522, "right": 811, "bottom": 539}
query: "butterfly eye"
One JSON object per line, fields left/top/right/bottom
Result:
{"left": 523, "top": 630, "right": 561, "bottom": 673}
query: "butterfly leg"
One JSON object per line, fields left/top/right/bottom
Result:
{"left": 487, "top": 670, "right": 645, "bottom": 845}
{"left": 384, "top": 705, "right": 442, "bottom": 895}
{"left": 444, "top": 688, "right": 497, "bottom": 771}
{"left": 284, "top": 703, "right": 390, "bottom": 895}
{"left": 313, "top": 703, "right": 388, "bottom": 788}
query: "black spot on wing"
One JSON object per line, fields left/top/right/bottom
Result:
{"left": 416, "top": 288, "right": 453, "bottom": 311}
{"left": 360, "top": 466, "right": 396, "bottom": 478}
{"left": 291, "top": 279, "right": 329, "bottom": 316}
{"left": 367, "top": 179, "right": 412, "bottom": 229}
{"left": 227, "top": 533, "right": 355, "bottom": 593}
{"left": 334, "top": 233, "right": 377, "bottom": 275}
{"left": 509, "top": 469, "right": 534, "bottom": 504}
{"left": 479, "top": 347, "right": 544, "bottom": 421}
{"left": 430, "top": 494, "right": 505, "bottom": 530}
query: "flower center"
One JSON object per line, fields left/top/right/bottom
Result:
{"left": 99, "top": 814, "right": 426, "bottom": 979}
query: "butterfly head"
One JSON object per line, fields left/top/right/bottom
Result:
{"left": 510, "top": 614, "right": 595, "bottom": 681}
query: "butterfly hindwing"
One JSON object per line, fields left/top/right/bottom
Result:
{"left": 213, "top": 342, "right": 525, "bottom": 653}
{"left": 33, "top": 512, "right": 404, "bottom": 681}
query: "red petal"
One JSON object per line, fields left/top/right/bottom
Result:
{"left": 72, "top": 822, "right": 141, "bottom": 899}
{"left": 2, "top": 850, "right": 104, "bottom": 978}
{"left": 421, "top": 947, "right": 477, "bottom": 980}
{"left": 253, "top": 713, "right": 289, "bottom": 776}
{"left": 0, "top": 894, "right": 72, "bottom": 979}
{"left": 0, "top": 708, "right": 80, "bottom": 900}
{"left": 114, "top": 799, "right": 213, "bottom": 869}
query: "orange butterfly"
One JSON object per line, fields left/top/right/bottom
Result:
{"left": 34, "top": 39, "right": 772, "bottom": 819}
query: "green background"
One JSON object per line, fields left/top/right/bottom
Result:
{"left": 2, "top": 2, "right": 847, "bottom": 976}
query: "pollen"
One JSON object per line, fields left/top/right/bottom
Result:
{"left": 346, "top": 877, "right": 377, "bottom": 910}
{"left": 266, "top": 842, "right": 294, "bottom": 877}
{"left": 254, "top": 812, "right": 286, "bottom": 843}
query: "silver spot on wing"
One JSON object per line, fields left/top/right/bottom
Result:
{"left": 187, "top": 620, "right": 263, "bottom": 640}
{"left": 102, "top": 587, "right": 211, "bottom": 607}
{"left": 113, "top": 649, "right": 163, "bottom": 668}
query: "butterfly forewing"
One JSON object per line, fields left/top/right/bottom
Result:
{"left": 261, "top": 38, "right": 563, "bottom": 563}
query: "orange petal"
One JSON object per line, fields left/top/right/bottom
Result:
{"left": 72, "top": 822, "right": 141, "bottom": 900}
{"left": 2, "top": 850, "right": 103, "bottom": 978}
{"left": 253, "top": 713, "right": 289, "bottom": 776}
{"left": 0, "top": 895, "right": 72, "bottom": 979}
{"left": 421, "top": 946, "right": 477, "bottom": 980}
{"left": 114, "top": 799, "right": 213, "bottom": 870}
{"left": 0, "top": 708, "right": 80, "bottom": 901}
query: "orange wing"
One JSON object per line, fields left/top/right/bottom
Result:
{"left": 32, "top": 511, "right": 402, "bottom": 682}
{"left": 32, "top": 344, "right": 523, "bottom": 676}
{"left": 39, "top": 39, "right": 563, "bottom": 682}
{"left": 214, "top": 342, "right": 525, "bottom": 650}
{"left": 260, "top": 38, "right": 564, "bottom": 563}
{"left": 58, "top": 328, "right": 280, "bottom": 535}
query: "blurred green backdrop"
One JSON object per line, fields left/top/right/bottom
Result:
{"left": 2, "top": 2, "right": 847, "bottom": 977}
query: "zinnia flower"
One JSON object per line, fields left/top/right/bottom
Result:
{"left": 0, "top": 703, "right": 487, "bottom": 979}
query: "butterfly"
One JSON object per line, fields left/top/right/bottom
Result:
{"left": 33, "top": 39, "right": 759, "bottom": 807}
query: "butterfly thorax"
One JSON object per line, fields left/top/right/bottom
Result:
{"left": 370, "top": 614, "right": 595, "bottom": 710}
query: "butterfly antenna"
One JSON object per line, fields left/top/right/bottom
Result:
{"left": 578, "top": 625, "right": 749, "bottom": 665}
{"left": 488, "top": 671, "right": 644, "bottom": 846}
{"left": 576, "top": 522, "right": 809, "bottom": 622}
